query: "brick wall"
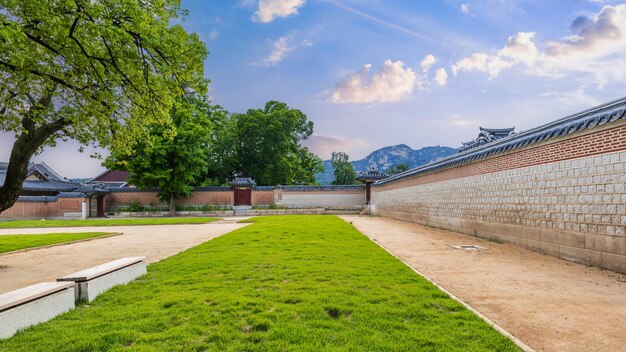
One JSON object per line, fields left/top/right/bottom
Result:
{"left": 106, "top": 187, "right": 366, "bottom": 210}
{"left": 0, "top": 197, "right": 84, "bottom": 220}
{"left": 179, "top": 191, "right": 233, "bottom": 206}
{"left": 252, "top": 190, "right": 274, "bottom": 205}
{"left": 106, "top": 191, "right": 163, "bottom": 207}
{"left": 372, "top": 123, "right": 626, "bottom": 273}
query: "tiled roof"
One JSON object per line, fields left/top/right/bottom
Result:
{"left": 376, "top": 96, "right": 626, "bottom": 186}
{"left": 28, "top": 162, "right": 69, "bottom": 182}
{"left": 16, "top": 196, "right": 58, "bottom": 202}
{"left": 92, "top": 170, "right": 131, "bottom": 182}
{"left": 231, "top": 177, "right": 256, "bottom": 188}
{"left": 108, "top": 187, "right": 157, "bottom": 193}
{"left": 57, "top": 192, "right": 86, "bottom": 198}
{"left": 193, "top": 186, "right": 232, "bottom": 191}
{"left": 95, "top": 182, "right": 127, "bottom": 188}
{"left": 74, "top": 184, "right": 110, "bottom": 195}
{"left": 356, "top": 168, "right": 389, "bottom": 182}
{"left": 0, "top": 165, "right": 79, "bottom": 193}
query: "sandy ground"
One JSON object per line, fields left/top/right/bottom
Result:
{"left": 0, "top": 218, "right": 248, "bottom": 294}
{"left": 341, "top": 215, "right": 626, "bottom": 352}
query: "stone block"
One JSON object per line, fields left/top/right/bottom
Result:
{"left": 559, "top": 245, "right": 602, "bottom": 267}
{"left": 601, "top": 252, "right": 626, "bottom": 274}
{"left": 556, "top": 230, "right": 586, "bottom": 248}
{"left": 0, "top": 282, "right": 75, "bottom": 339}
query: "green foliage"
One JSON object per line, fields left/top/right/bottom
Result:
{"left": 228, "top": 101, "right": 323, "bottom": 186}
{"left": 125, "top": 199, "right": 145, "bottom": 212}
{"left": 0, "top": 0, "right": 207, "bottom": 151}
{"left": 203, "top": 106, "right": 238, "bottom": 184}
{"left": 251, "top": 204, "right": 288, "bottom": 209}
{"left": 0, "top": 232, "right": 113, "bottom": 254}
{"left": 0, "top": 217, "right": 219, "bottom": 229}
{"left": 331, "top": 151, "right": 357, "bottom": 185}
{"left": 175, "top": 204, "right": 232, "bottom": 211}
{"left": 0, "top": 216, "right": 519, "bottom": 351}
{"left": 105, "top": 93, "right": 213, "bottom": 204}
{"left": 0, "top": 0, "right": 207, "bottom": 211}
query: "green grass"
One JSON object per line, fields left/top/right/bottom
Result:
{"left": 0, "top": 232, "right": 114, "bottom": 254}
{"left": 0, "top": 217, "right": 219, "bottom": 229}
{"left": 0, "top": 216, "right": 519, "bottom": 351}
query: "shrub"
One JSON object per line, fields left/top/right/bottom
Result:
{"left": 126, "top": 199, "right": 144, "bottom": 212}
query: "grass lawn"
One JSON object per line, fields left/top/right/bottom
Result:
{"left": 0, "top": 232, "right": 114, "bottom": 254}
{"left": 0, "top": 216, "right": 519, "bottom": 351}
{"left": 0, "top": 217, "right": 219, "bottom": 229}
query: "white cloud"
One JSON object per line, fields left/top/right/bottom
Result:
{"left": 461, "top": 4, "right": 470, "bottom": 13}
{"left": 260, "top": 32, "right": 312, "bottom": 66}
{"left": 301, "top": 135, "right": 368, "bottom": 159}
{"left": 420, "top": 54, "right": 437, "bottom": 72}
{"left": 540, "top": 87, "right": 601, "bottom": 108}
{"left": 329, "top": 60, "right": 418, "bottom": 104}
{"left": 452, "top": 4, "right": 626, "bottom": 86}
{"left": 209, "top": 30, "right": 218, "bottom": 40}
{"left": 253, "top": 0, "right": 306, "bottom": 23}
{"left": 448, "top": 114, "right": 474, "bottom": 127}
{"left": 434, "top": 68, "right": 448, "bottom": 86}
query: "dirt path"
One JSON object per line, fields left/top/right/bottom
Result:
{"left": 341, "top": 215, "right": 626, "bottom": 352}
{"left": 0, "top": 219, "right": 248, "bottom": 294}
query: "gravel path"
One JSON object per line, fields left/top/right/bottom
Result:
{"left": 0, "top": 218, "right": 248, "bottom": 294}
{"left": 342, "top": 215, "right": 626, "bottom": 352}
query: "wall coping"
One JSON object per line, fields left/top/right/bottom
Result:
{"left": 16, "top": 196, "right": 58, "bottom": 203}
{"left": 280, "top": 185, "right": 365, "bottom": 191}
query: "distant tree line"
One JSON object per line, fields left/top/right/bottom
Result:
{"left": 105, "top": 94, "right": 324, "bottom": 213}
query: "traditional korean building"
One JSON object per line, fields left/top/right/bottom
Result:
{"left": 0, "top": 162, "right": 109, "bottom": 218}
{"left": 0, "top": 162, "right": 80, "bottom": 197}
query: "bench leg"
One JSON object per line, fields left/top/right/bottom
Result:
{"left": 75, "top": 262, "right": 147, "bottom": 302}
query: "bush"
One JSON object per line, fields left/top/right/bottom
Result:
{"left": 126, "top": 199, "right": 144, "bottom": 212}
{"left": 251, "top": 204, "right": 287, "bottom": 210}
{"left": 175, "top": 204, "right": 232, "bottom": 212}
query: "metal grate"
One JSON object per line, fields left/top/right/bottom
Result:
{"left": 451, "top": 244, "right": 485, "bottom": 251}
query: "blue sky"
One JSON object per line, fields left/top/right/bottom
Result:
{"left": 2, "top": 0, "right": 626, "bottom": 177}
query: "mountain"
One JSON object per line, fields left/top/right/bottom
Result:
{"left": 316, "top": 144, "right": 458, "bottom": 185}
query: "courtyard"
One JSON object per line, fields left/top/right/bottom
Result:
{"left": 0, "top": 215, "right": 624, "bottom": 351}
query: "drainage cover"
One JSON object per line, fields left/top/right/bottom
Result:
{"left": 451, "top": 244, "right": 485, "bottom": 251}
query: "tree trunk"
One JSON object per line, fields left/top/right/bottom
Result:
{"left": 169, "top": 193, "right": 176, "bottom": 216}
{"left": 0, "top": 122, "right": 66, "bottom": 212}
{"left": 0, "top": 86, "right": 64, "bottom": 214}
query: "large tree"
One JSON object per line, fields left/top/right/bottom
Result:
{"left": 229, "top": 101, "right": 322, "bottom": 185}
{"left": 331, "top": 151, "right": 357, "bottom": 185}
{"left": 0, "top": 0, "right": 206, "bottom": 212}
{"left": 104, "top": 93, "right": 212, "bottom": 215}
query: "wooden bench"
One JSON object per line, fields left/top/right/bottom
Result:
{"left": 57, "top": 257, "right": 146, "bottom": 302}
{"left": 0, "top": 282, "right": 75, "bottom": 339}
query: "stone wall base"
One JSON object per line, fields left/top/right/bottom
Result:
{"left": 373, "top": 209, "right": 626, "bottom": 274}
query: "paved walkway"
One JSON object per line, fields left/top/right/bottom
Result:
{"left": 0, "top": 219, "right": 248, "bottom": 293}
{"left": 341, "top": 215, "right": 626, "bottom": 352}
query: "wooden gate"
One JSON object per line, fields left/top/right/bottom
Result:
{"left": 97, "top": 196, "right": 105, "bottom": 217}
{"left": 234, "top": 188, "right": 252, "bottom": 206}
